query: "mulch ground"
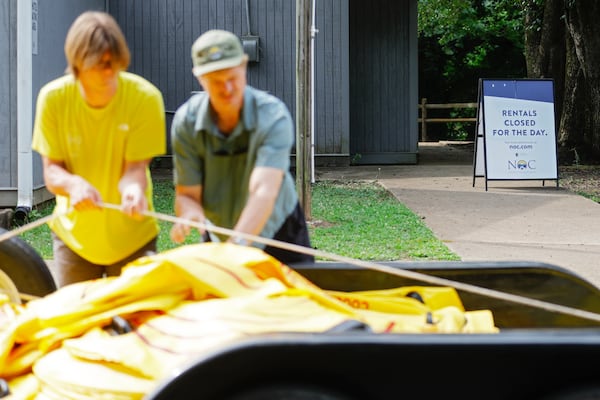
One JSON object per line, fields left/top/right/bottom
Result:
{"left": 559, "top": 166, "right": 600, "bottom": 199}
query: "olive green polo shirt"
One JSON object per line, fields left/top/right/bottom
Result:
{"left": 171, "top": 86, "right": 298, "bottom": 245}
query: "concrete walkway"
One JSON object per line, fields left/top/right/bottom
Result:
{"left": 317, "top": 142, "right": 600, "bottom": 288}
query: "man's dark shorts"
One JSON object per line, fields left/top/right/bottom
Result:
{"left": 264, "top": 202, "right": 315, "bottom": 265}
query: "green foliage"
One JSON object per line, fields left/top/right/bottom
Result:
{"left": 446, "top": 107, "right": 477, "bottom": 141}
{"left": 520, "top": 0, "right": 546, "bottom": 34}
{"left": 574, "top": 191, "right": 600, "bottom": 204}
{"left": 418, "top": 0, "right": 526, "bottom": 140}
{"left": 418, "top": 0, "right": 478, "bottom": 44}
{"left": 350, "top": 153, "right": 362, "bottom": 165}
{"left": 419, "top": 0, "right": 524, "bottom": 57}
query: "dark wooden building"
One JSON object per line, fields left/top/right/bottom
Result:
{"left": 0, "top": 0, "right": 417, "bottom": 207}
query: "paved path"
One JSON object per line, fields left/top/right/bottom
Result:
{"left": 317, "top": 142, "right": 600, "bottom": 288}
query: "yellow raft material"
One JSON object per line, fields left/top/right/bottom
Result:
{"left": 0, "top": 242, "right": 498, "bottom": 399}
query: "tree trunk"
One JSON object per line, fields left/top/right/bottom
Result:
{"left": 564, "top": 0, "right": 600, "bottom": 161}
{"left": 523, "top": 0, "right": 565, "bottom": 79}
{"left": 523, "top": 0, "right": 600, "bottom": 163}
{"left": 557, "top": 32, "right": 590, "bottom": 164}
{"left": 523, "top": 0, "right": 566, "bottom": 135}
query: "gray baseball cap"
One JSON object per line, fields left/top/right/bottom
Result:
{"left": 191, "top": 29, "right": 245, "bottom": 77}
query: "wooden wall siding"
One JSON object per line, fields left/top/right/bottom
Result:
{"left": 109, "top": 0, "right": 297, "bottom": 150}
{"left": 349, "top": 0, "right": 417, "bottom": 164}
{"left": 0, "top": 0, "right": 104, "bottom": 205}
{"left": 314, "top": 0, "right": 349, "bottom": 157}
{"left": 1, "top": 0, "right": 101, "bottom": 189}
{"left": 109, "top": 0, "right": 350, "bottom": 159}
{"left": 31, "top": 0, "right": 106, "bottom": 189}
{"left": 0, "top": 0, "right": 15, "bottom": 188}
{"left": 1, "top": 0, "right": 418, "bottom": 204}
{"left": 247, "top": 1, "right": 295, "bottom": 111}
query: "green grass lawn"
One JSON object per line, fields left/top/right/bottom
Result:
{"left": 310, "top": 181, "right": 458, "bottom": 260}
{"left": 17, "top": 180, "right": 459, "bottom": 262}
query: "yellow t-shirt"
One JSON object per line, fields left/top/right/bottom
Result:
{"left": 31, "top": 72, "right": 166, "bottom": 265}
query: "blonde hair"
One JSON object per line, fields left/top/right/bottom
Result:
{"left": 64, "top": 11, "right": 130, "bottom": 77}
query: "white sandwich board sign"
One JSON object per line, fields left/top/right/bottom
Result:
{"left": 473, "top": 79, "right": 559, "bottom": 190}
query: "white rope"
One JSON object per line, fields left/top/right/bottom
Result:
{"left": 0, "top": 214, "right": 56, "bottom": 242}
{"left": 102, "top": 203, "right": 600, "bottom": 324}
{"left": 4, "top": 203, "right": 600, "bottom": 323}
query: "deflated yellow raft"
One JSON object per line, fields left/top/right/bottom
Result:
{"left": 0, "top": 242, "right": 497, "bottom": 399}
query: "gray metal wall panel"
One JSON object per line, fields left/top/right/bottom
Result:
{"left": 0, "top": 0, "right": 15, "bottom": 188}
{"left": 109, "top": 0, "right": 350, "bottom": 159}
{"left": 32, "top": 0, "right": 106, "bottom": 188}
{"left": 314, "top": 0, "right": 349, "bottom": 156}
{"left": 107, "top": 0, "right": 414, "bottom": 164}
{"left": 349, "top": 0, "right": 417, "bottom": 164}
{"left": 0, "top": 0, "right": 417, "bottom": 202}
{"left": 110, "top": 0, "right": 299, "bottom": 153}
{"left": 249, "top": 0, "right": 295, "bottom": 111}
{"left": 408, "top": 0, "right": 418, "bottom": 153}
{"left": 1, "top": 0, "right": 105, "bottom": 204}
{"left": 110, "top": 1, "right": 265, "bottom": 111}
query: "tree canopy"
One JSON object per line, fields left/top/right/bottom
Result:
{"left": 419, "top": 0, "right": 600, "bottom": 163}
{"left": 418, "top": 0, "right": 526, "bottom": 140}
{"left": 418, "top": 0, "right": 525, "bottom": 100}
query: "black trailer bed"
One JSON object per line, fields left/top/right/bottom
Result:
{"left": 295, "top": 260, "right": 600, "bottom": 329}
{"left": 146, "top": 261, "right": 600, "bottom": 400}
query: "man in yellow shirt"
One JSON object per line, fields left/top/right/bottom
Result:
{"left": 31, "top": 11, "right": 166, "bottom": 287}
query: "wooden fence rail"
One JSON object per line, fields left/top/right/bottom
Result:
{"left": 418, "top": 98, "right": 477, "bottom": 141}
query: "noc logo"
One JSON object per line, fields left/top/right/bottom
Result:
{"left": 508, "top": 159, "right": 536, "bottom": 170}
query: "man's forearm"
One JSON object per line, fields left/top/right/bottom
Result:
{"left": 43, "top": 162, "right": 81, "bottom": 196}
{"left": 232, "top": 193, "right": 276, "bottom": 238}
{"left": 119, "top": 160, "right": 150, "bottom": 194}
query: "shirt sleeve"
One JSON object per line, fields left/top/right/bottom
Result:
{"left": 125, "top": 82, "right": 167, "bottom": 161}
{"left": 171, "top": 102, "right": 205, "bottom": 186}
{"left": 254, "top": 101, "right": 294, "bottom": 172}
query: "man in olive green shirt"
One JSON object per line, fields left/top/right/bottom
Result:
{"left": 170, "top": 29, "right": 313, "bottom": 264}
